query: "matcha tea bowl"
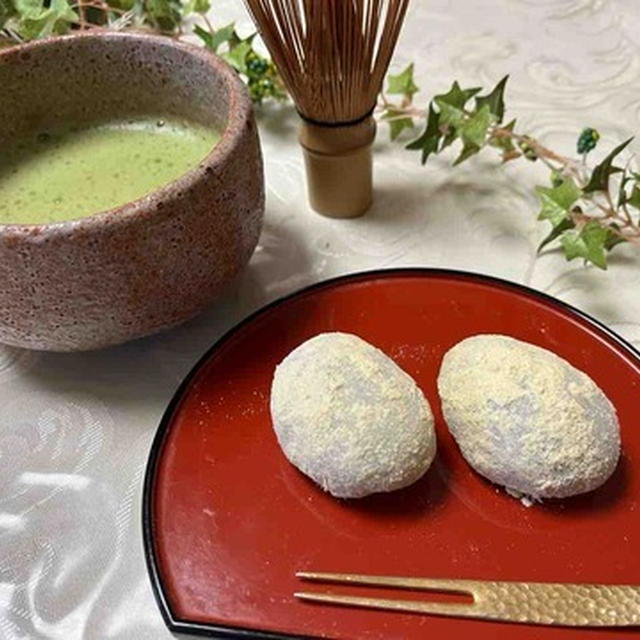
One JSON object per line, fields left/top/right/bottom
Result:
{"left": 0, "top": 32, "right": 264, "bottom": 351}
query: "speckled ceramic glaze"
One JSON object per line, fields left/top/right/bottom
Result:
{"left": 0, "top": 32, "right": 264, "bottom": 351}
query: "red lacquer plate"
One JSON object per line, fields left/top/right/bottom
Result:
{"left": 143, "top": 269, "right": 640, "bottom": 640}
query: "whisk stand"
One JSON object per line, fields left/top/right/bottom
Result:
{"left": 298, "top": 116, "right": 376, "bottom": 218}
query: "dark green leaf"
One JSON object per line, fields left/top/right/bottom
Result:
{"left": 535, "top": 179, "right": 582, "bottom": 226}
{"left": 145, "top": 0, "right": 181, "bottom": 31}
{"left": 439, "top": 125, "right": 457, "bottom": 151}
{"left": 618, "top": 174, "right": 630, "bottom": 203}
{"left": 537, "top": 217, "right": 575, "bottom": 252}
{"left": 475, "top": 75, "right": 508, "bottom": 123}
{"left": 382, "top": 108, "right": 413, "bottom": 141}
{"left": 434, "top": 81, "right": 481, "bottom": 110}
{"left": 386, "top": 63, "right": 419, "bottom": 99}
{"left": 560, "top": 222, "right": 608, "bottom": 269}
{"left": 406, "top": 103, "right": 441, "bottom": 164}
{"left": 105, "top": 0, "right": 135, "bottom": 11}
{"left": 453, "top": 141, "right": 480, "bottom": 165}
{"left": 459, "top": 104, "right": 493, "bottom": 147}
{"left": 193, "top": 24, "right": 213, "bottom": 49}
{"left": 0, "top": 0, "right": 16, "bottom": 26}
{"left": 627, "top": 185, "right": 640, "bottom": 210}
{"left": 583, "top": 138, "right": 633, "bottom": 193}
{"left": 605, "top": 225, "right": 627, "bottom": 251}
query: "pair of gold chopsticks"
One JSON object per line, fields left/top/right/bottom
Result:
{"left": 295, "top": 572, "right": 640, "bottom": 627}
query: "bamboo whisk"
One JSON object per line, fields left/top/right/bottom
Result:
{"left": 244, "top": 0, "right": 410, "bottom": 218}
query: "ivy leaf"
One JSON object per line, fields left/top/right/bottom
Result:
{"left": 192, "top": 24, "right": 214, "bottom": 49}
{"left": 105, "top": 0, "right": 135, "bottom": 11}
{"left": 184, "top": 0, "right": 209, "bottom": 14}
{"left": 0, "top": 0, "right": 16, "bottom": 26}
{"left": 433, "top": 82, "right": 484, "bottom": 151}
{"left": 210, "top": 22, "right": 236, "bottom": 52}
{"left": 490, "top": 118, "right": 516, "bottom": 149}
{"left": 15, "top": 0, "right": 77, "bottom": 38}
{"left": 475, "top": 75, "right": 508, "bottom": 123}
{"left": 53, "top": 0, "right": 77, "bottom": 25}
{"left": 386, "top": 63, "right": 419, "bottom": 100}
{"left": 13, "top": 0, "right": 49, "bottom": 38}
{"left": 434, "top": 81, "right": 481, "bottom": 110}
{"left": 459, "top": 104, "right": 494, "bottom": 147}
{"left": 605, "top": 226, "right": 627, "bottom": 250}
{"left": 453, "top": 141, "right": 480, "bottom": 166}
{"left": 145, "top": 0, "right": 182, "bottom": 31}
{"left": 626, "top": 184, "right": 640, "bottom": 210}
{"left": 439, "top": 125, "right": 457, "bottom": 151}
{"left": 583, "top": 138, "right": 632, "bottom": 193}
{"left": 436, "top": 101, "right": 465, "bottom": 129}
{"left": 195, "top": 22, "right": 237, "bottom": 53}
{"left": 406, "top": 103, "right": 440, "bottom": 164}
{"left": 537, "top": 217, "right": 575, "bottom": 252}
{"left": 222, "top": 38, "right": 252, "bottom": 74}
{"left": 617, "top": 173, "right": 631, "bottom": 206}
{"left": 535, "top": 178, "right": 582, "bottom": 226}
{"left": 382, "top": 108, "right": 413, "bottom": 141}
{"left": 560, "top": 222, "right": 608, "bottom": 269}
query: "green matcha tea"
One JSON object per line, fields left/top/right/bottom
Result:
{"left": 0, "top": 118, "right": 220, "bottom": 224}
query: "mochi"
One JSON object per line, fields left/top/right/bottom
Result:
{"left": 437, "top": 334, "right": 620, "bottom": 501}
{"left": 270, "top": 332, "right": 436, "bottom": 498}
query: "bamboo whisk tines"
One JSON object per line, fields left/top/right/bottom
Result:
{"left": 244, "top": 0, "right": 410, "bottom": 218}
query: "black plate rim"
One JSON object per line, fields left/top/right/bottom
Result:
{"left": 141, "top": 267, "right": 640, "bottom": 639}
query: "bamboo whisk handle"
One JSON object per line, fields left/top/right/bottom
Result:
{"left": 298, "top": 117, "right": 376, "bottom": 219}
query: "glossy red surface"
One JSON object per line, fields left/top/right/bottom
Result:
{"left": 149, "top": 271, "right": 640, "bottom": 639}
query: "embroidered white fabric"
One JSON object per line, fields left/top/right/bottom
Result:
{"left": 1, "top": 1, "right": 639, "bottom": 638}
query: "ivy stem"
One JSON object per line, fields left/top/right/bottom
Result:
{"left": 202, "top": 14, "right": 215, "bottom": 34}
{"left": 621, "top": 202, "right": 634, "bottom": 226}
{"left": 492, "top": 126, "right": 584, "bottom": 182}
{"left": 380, "top": 90, "right": 640, "bottom": 258}
{"left": 78, "top": 0, "right": 87, "bottom": 29}
{"left": 604, "top": 190, "right": 617, "bottom": 217}
{"left": 375, "top": 97, "right": 425, "bottom": 120}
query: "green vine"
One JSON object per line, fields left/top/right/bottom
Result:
{"left": 0, "top": 0, "right": 286, "bottom": 101}
{"left": 1, "top": 2, "right": 638, "bottom": 269}
{"left": 381, "top": 66, "right": 639, "bottom": 270}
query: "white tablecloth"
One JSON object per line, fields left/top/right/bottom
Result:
{"left": 2, "top": 1, "right": 639, "bottom": 638}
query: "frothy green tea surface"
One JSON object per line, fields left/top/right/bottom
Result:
{"left": 0, "top": 118, "right": 220, "bottom": 224}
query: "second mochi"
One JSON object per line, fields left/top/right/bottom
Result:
{"left": 437, "top": 334, "right": 621, "bottom": 502}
